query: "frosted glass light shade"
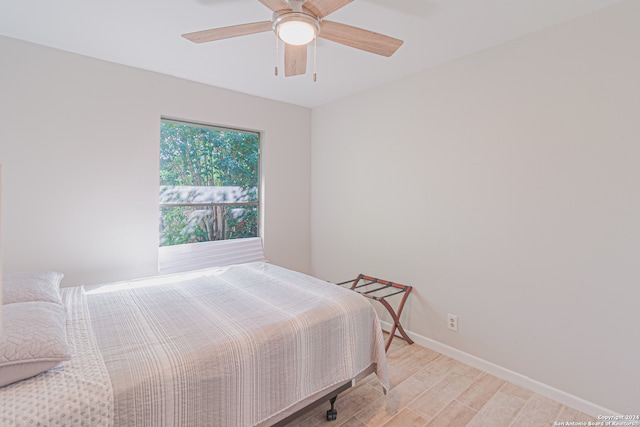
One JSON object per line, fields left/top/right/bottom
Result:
{"left": 278, "top": 20, "right": 316, "bottom": 45}
{"left": 273, "top": 12, "right": 319, "bottom": 46}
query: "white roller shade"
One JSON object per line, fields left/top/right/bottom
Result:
{"left": 158, "top": 237, "right": 265, "bottom": 274}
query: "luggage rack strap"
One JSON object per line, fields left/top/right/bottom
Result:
{"left": 336, "top": 274, "right": 414, "bottom": 352}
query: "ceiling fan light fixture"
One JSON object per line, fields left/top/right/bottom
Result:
{"left": 273, "top": 12, "right": 319, "bottom": 46}
{"left": 279, "top": 21, "right": 314, "bottom": 45}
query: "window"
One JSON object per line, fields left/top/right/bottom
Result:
{"left": 158, "top": 119, "right": 262, "bottom": 273}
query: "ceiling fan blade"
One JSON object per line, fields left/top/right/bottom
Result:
{"left": 257, "top": 0, "right": 290, "bottom": 12}
{"left": 284, "top": 44, "right": 307, "bottom": 76}
{"left": 319, "top": 20, "right": 403, "bottom": 57}
{"left": 182, "top": 21, "right": 272, "bottom": 43}
{"left": 304, "top": 0, "right": 353, "bottom": 18}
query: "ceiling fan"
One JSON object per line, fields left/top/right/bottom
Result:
{"left": 182, "top": 0, "right": 403, "bottom": 78}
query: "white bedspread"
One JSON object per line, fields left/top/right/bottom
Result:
{"left": 1, "top": 262, "right": 388, "bottom": 427}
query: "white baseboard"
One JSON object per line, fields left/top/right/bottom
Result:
{"left": 379, "top": 321, "right": 618, "bottom": 418}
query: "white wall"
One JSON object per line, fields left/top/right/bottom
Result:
{"left": 311, "top": 0, "right": 639, "bottom": 415}
{"left": 0, "top": 36, "right": 311, "bottom": 286}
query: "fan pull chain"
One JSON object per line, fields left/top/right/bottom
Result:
{"left": 313, "top": 36, "right": 317, "bottom": 82}
{"left": 275, "top": 37, "right": 279, "bottom": 76}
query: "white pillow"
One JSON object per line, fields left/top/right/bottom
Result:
{"left": 2, "top": 271, "right": 64, "bottom": 305}
{"left": 0, "top": 301, "right": 71, "bottom": 387}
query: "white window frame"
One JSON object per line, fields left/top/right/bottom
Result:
{"left": 158, "top": 118, "right": 263, "bottom": 274}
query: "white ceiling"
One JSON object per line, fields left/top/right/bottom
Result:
{"left": 0, "top": 0, "right": 626, "bottom": 108}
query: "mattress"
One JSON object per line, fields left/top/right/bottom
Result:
{"left": 0, "top": 262, "right": 388, "bottom": 426}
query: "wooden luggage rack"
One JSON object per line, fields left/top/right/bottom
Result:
{"left": 336, "top": 274, "right": 414, "bottom": 352}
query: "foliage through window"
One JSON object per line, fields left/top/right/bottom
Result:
{"left": 159, "top": 119, "right": 259, "bottom": 247}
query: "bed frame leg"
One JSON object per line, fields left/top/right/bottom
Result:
{"left": 326, "top": 396, "right": 338, "bottom": 421}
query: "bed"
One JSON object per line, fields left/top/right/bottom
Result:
{"left": 0, "top": 262, "right": 389, "bottom": 426}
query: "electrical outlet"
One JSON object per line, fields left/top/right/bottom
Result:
{"left": 448, "top": 313, "right": 458, "bottom": 332}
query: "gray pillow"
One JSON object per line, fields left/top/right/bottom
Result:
{"left": 2, "top": 271, "right": 64, "bottom": 305}
{"left": 0, "top": 301, "right": 71, "bottom": 387}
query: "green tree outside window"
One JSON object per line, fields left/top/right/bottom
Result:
{"left": 159, "top": 120, "right": 259, "bottom": 247}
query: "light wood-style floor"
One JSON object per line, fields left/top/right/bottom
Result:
{"left": 286, "top": 337, "right": 596, "bottom": 427}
